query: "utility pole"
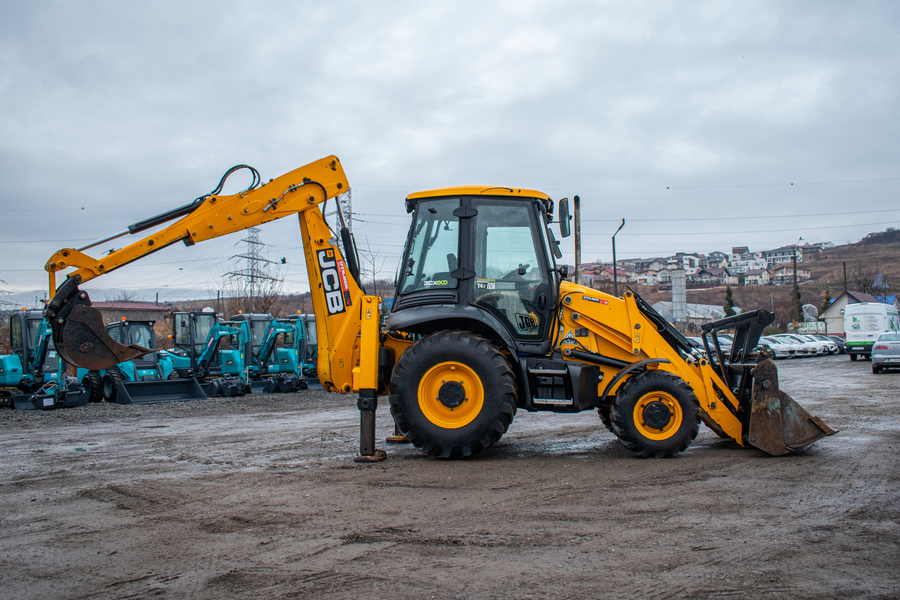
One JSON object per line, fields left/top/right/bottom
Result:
{"left": 793, "top": 237, "right": 803, "bottom": 323}
{"left": 573, "top": 195, "right": 582, "bottom": 285}
{"left": 843, "top": 261, "right": 847, "bottom": 293}
{"left": 612, "top": 219, "right": 625, "bottom": 296}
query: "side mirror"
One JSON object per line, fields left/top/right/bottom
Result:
{"left": 558, "top": 197, "right": 572, "bottom": 238}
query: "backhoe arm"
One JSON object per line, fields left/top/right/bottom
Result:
{"left": 43, "top": 156, "right": 368, "bottom": 391}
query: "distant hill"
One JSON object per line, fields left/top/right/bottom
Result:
{"left": 633, "top": 230, "right": 899, "bottom": 323}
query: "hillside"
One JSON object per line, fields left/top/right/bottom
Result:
{"left": 636, "top": 235, "right": 900, "bottom": 318}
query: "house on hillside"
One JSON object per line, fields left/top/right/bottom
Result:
{"left": 634, "top": 258, "right": 668, "bottom": 272}
{"left": 770, "top": 264, "right": 811, "bottom": 286}
{"left": 691, "top": 267, "right": 738, "bottom": 286}
{"left": 743, "top": 268, "right": 770, "bottom": 286}
{"left": 800, "top": 243, "right": 822, "bottom": 261}
{"left": 818, "top": 291, "right": 880, "bottom": 334}
{"left": 764, "top": 245, "right": 803, "bottom": 267}
{"left": 705, "top": 251, "right": 730, "bottom": 269}
{"left": 729, "top": 248, "right": 768, "bottom": 274}
{"left": 634, "top": 269, "right": 660, "bottom": 285}
{"left": 667, "top": 253, "right": 701, "bottom": 275}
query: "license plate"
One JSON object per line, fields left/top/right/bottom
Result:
{"left": 884, "top": 358, "right": 900, "bottom": 363}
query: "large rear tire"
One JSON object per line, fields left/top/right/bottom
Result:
{"left": 101, "top": 367, "right": 125, "bottom": 403}
{"left": 81, "top": 371, "right": 103, "bottom": 403}
{"left": 389, "top": 330, "right": 517, "bottom": 459}
{"left": 611, "top": 370, "right": 700, "bottom": 458}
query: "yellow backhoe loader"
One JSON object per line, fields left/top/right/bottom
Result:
{"left": 43, "top": 156, "right": 835, "bottom": 461}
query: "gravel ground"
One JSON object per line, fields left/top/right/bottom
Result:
{"left": 0, "top": 355, "right": 898, "bottom": 599}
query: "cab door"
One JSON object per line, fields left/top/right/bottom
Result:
{"left": 470, "top": 200, "right": 555, "bottom": 343}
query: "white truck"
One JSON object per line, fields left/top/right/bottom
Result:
{"left": 844, "top": 302, "right": 900, "bottom": 361}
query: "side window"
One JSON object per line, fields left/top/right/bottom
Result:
{"left": 196, "top": 315, "right": 215, "bottom": 341}
{"left": 175, "top": 318, "right": 190, "bottom": 345}
{"left": 399, "top": 199, "right": 460, "bottom": 294}
{"left": 473, "top": 204, "right": 548, "bottom": 338}
{"left": 10, "top": 317, "right": 22, "bottom": 349}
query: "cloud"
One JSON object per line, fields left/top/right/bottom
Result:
{"left": 1, "top": 0, "right": 898, "bottom": 300}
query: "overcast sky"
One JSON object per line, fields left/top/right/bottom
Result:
{"left": 1, "top": 0, "right": 898, "bottom": 306}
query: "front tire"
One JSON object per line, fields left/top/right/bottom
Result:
{"left": 82, "top": 371, "right": 103, "bottom": 403}
{"left": 389, "top": 330, "right": 517, "bottom": 459}
{"left": 102, "top": 367, "right": 125, "bottom": 403}
{"left": 611, "top": 371, "right": 700, "bottom": 458}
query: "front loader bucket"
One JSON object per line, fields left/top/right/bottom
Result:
{"left": 44, "top": 277, "right": 150, "bottom": 370}
{"left": 746, "top": 359, "right": 837, "bottom": 455}
{"left": 113, "top": 377, "right": 207, "bottom": 405}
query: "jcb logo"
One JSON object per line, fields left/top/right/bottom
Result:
{"left": 317, "top": 249, "right": 346, "bottom": 315}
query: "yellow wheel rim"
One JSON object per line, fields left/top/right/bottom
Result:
{"left": 633, "top": 391, "right": 683, "bottom": 440}
{"left": 418, "top": 361, "right": 485, "bottom": 429}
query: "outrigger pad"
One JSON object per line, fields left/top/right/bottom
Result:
{"left": 747, "top": 359, "right": 837, "bottom": 455}
{"left": 44, "top": 278, "right": 150, "bottom": 371}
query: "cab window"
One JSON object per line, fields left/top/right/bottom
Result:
{"left": 399, "top": 198, "right": 460, "bottom": 294}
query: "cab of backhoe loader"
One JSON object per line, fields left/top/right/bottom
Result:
{"left": 387, "top": 187, "right": 566, "bottom": 356}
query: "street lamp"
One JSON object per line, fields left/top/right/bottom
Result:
{"left": 612, "top": 219, "right": 625, "bottom": 296}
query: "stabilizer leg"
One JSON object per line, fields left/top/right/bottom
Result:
{"left": 354, "top": 389, "right": 386, "bottom": 463}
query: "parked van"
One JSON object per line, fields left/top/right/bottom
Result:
{"left": 844, "top": 302, "right": 900, "bottom": 360}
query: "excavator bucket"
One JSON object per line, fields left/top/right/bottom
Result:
{"left": 746, "top": 358, "right": 837, "bottom": 455}
{"left": 44, "top": 277, "right": 150, "bottom": 371}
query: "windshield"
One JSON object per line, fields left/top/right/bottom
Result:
{"left": 128, "top": 323, "right": 157, "bottom": 363}
{"left": 398, "top": 198, "right": 460, "bottom": 294}
{"left": 250, "top": 321, "right": 268, "bottom": 347}
{"left": 878, "top": 333, "right": 900, "bottom": 342}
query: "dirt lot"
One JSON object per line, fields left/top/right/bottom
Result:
{"left": 1, "top": 355, "right": 898, "bottom": 600}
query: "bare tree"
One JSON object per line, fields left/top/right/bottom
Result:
{"left": 358, "top": 236, "right": 394, "bottom": 298}
{"left": 851, "top": 261, "right": 890, "bottom": 297}
{"left": 103, "top": 289, "right": 145, "bottom": 302}
{"left": 215, "top": 271, "right": 286, "bottom": 318}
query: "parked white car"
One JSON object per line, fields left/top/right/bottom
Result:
{"left": 793, "top": 334, "right": 838, "bottom": 355}
{"left": 760, "top": 336, "right": 804, "bottom": 359}
{"left": 783, "top": 334, "right": 828, "bottom": 356}
{"left": 769, "top": 334, "right": 816, "bottom": 357}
